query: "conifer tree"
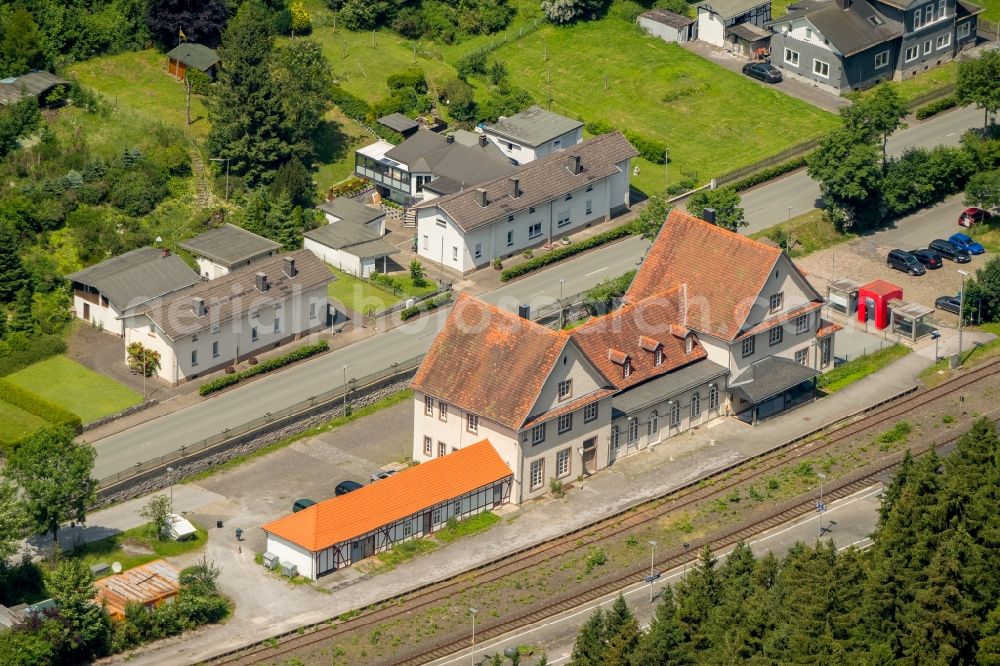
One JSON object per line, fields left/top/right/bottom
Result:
{"left": 0, "top": 222, "right": 26, "bottom": 303}
{"left": 676, "top": 545, "right": 719, "bottom": 653}
{"left": 265, "top": 189, "right": 293, "bottom": 246}
{"left": 603, "top": 594, "right": 639, "bottom": 666}
{"left": 569, "top": 608, "right": 605, "bottom": 666}
{"left": 9, "top": 287, "right": 34, "bottom": 336}
{"left": 632, "top": 586, "right": 686, "bottom": 666}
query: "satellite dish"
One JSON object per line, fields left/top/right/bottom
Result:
{"left": 111, "top": 562, "right": 122, "bottom": 574}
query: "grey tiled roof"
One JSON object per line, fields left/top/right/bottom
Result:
{"left": 484, "top": 106, "right": 583, "bottom": 148}
{"left": 639, "top": 8, "right": 694, "bottom": 28}
{"left": 384, "top": 129, "right": 516, "bottom": 186}
{"left": 317, "top": 198, "right": 385, "bottom": 227}
{"left": 143, "top": 249, "right": 334, "bottom": 340}
{"left": 775, "top": 0, "right": 902, "bottom": 56}
{"left": 697, "top": 0, "right": 770, "bottom": 19}
{"left": 165, "top": 43, "right": 219, "bottom": 71}
{"left": 611, "top": 360, "right": 728, "bottom": 416}
{"left": 179, "top": 224, "right": 280, "bottom": 267}
{"left": 416, "top": 131, "right": 638, "bottom": 233}
{"left": 378, "top": 112, "right": 419, "bottom": 134}
{"left": 67, "top": 247, "right": 200, "bottom": 311}
{"left": 304, "top": 220, "right": 400, "bottom": 259}
{"left": 0, "top": 70, "right": 68, "bottom": 105}
{"left": 729, "top": 356, "right": 818, "bottom": 404}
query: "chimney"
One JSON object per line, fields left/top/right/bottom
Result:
{"left": 446, "top": 134, "right": 455, "bottom": 144}
{"left": 192, "top": 297, "right": 206, "bottom": 317}
{"left": 475, "top": 187, "right": 488, "bottom": 207}
{"left": 283, "top": 256, "right": 297, "bottom": 278}
{"left": 508, "top": 177, "right": 521, "bottom": 199}
{"left": 255, "top": 271, "right": 269, "bottom": 293}
{"left": 701, "top": 207, "right": 717, "bottom": 225}
{"left": 518, "top": 304, "right": 531, "bottom": 320}
{"left": 478, "top": 134, "right": 488, "bottom": 147}
{"left": 568, "top": 154, "right": 582, "bottom": 175}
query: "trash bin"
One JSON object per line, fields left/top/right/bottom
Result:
{"left": 216, "top": 520, "right": 223, "bottom": 529}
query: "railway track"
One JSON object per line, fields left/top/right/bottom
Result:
{"left": 208, "top": 357, "right": 999, "bottom": 666}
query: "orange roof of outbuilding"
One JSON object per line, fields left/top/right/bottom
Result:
{"left": 860, "top": 279, "right": 902, "bottom": 296}
{"left": 94, "top": 559, "right": 180, "bottom": 620}
{"left": 262, "top": 440, "right": 513, "bottom": 552}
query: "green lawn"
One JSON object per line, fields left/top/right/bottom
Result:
{"left": 0, "top": 400, "right": 48, "bottom": 444}
{"left": 67, "top": 49, "right": 212, "bottom": 141}
{"left": 492, "top": 18, "right": 839, "bottom": 192}
{"left": 394, "top": 273, "right": 439, "bottom": 298}
{"left": 967, "top": 219, "right": 1000, "bottom": 253}
{"left": 920, "top": 323, "right": 1000, "bottom": 387}
{"left": 771, "top": 0, "right": 799, "bottom": 17}
{"left": 974, "top": 0, "right": 1000, "bottom": 21}
{"left": 61, "top": 521, "right": 208, "bottom": 576}
{"left": 856, "top": 61, "right": 957, "bottom": 107}
{"left": 327, "top": 266, "right": 402, "bottom": 314}
{"left": 750, "top": 209, "right": 855, "bottom": 258}
{"left": 7, "top": 356, "right": 142, "bottom": 424}
{"left": 818, "top": 344, "right": 911, "bottom": 393}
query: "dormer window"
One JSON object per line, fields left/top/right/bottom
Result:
{"left": 685, "top": 336, "right": 694, "bottom": 354}
{"left": 655, "top": 348, "right": 663, "bottom": 366}
{"left": 868, "top": 15, "right": 883, "bottom": 26}
{"left": 623, "top": 360, "right": 631, "bottom": 378}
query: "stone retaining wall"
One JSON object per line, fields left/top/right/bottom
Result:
{"left": 82, "top": 399, "right": 160, "bottom": 432}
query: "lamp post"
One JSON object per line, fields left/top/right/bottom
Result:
{"left": 469, "top": 607, "right": 478, "bottom": 665}
{"left": 209, "top": 157, "right": 231, "bottom": 202}
{"left": 141, "top": 345, "right": 146, "bottom": 401}
{"left": 166, "top": 466, "right": 175, "bottom": 513}
{"left": 683, "top": 542, "right": 690, "bottom": 576}
{"left": 647, "top": 540, "right": 658, "bottom": 602}
{"left": 931, "top": 329, "right": 940, "bottom": 361}
{"left": 342, "top": 365, "right": 350, "bottom": 416}
{"left": 958, "top": 269, "right": 969, "bottom": 365}
{"left": 559, "top": 279, "right": 566, "bottom": 329}
{"left": 816, "top": 472, "right": 826, "bottom": 538}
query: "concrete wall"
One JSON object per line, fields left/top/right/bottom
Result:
{"left": 194, "top": 252, "right": 278, "bottom": 280}
{"left": 771, "top": 28, "right": 846, "bottom": 92}
{"left": 73, "top": 293, "right": 124, "bottom": 336}
{"left": 485, "top": 126, "right": 584, "bottom": 164}
{"left": 527, "top": 341, "right": 607, "bottom": 419}
{"left": 303, "top": 237, "right": 363, "bottom": 277}
{"left": 638, "top": 17, "right": 689, "bottom": 43}
{"left": 697, "top": 8, "right": 726, "bottom": 46}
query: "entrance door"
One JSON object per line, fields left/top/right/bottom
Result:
{"left": 582, "top": 437, "right": 597, "bottom": 474}
{"left": 422, "top": 511, "right": 432, "bottom": 536}
{"left": 83, "top": 302, "right": 90, "bottom": 321}
{"left": 609, "top": 427, "right": 620, "bottom": 464}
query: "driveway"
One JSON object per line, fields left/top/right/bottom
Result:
{"left": 681, "top": 40, "right": 850, "bottom": 114}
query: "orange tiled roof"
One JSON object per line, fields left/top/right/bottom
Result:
{"left": 733, "top": 302, "right": 824, "bottom": 341}
{"left": 571, "top": 286, "right": 707, "bottom": 390}
{"left": 411, "top": 293, "right": 569, "bottom": 430}
{"left": 94, "top": 559, "right": 180, "bottom": 620}
{"left": 627, "top": 209, "right": 785, "bottom": 342}
{"left": 817, "top": 321, "right": 843, "bottom": 338}
{"left": 262, "top": 440, "right": 512, "bottom": 552}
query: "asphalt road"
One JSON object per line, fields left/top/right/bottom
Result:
{"left": 741, "top": 105, "right": 984, "bottom": 233}
{"left": 428, "top": 484, "right": 885, "bottom": 666}
{"left": 91, "top": 106, "right": 981, "bottom": 480}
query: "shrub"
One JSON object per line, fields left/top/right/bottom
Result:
{"left": 330, "top": 85, "right": 373, "bottom": 122}
{"left": 198, "top": 341, "right": 329, "bottom": 396}
{"left": 386, "top": 69, "right": 428, "bottom": 94}
{"left": 0, "top": 334, "right": 66, "bottom": 376}
{"left": 0, "top": 379, "right": 81, "bottom": 432}
{"left": 185, "top": 68, "right": 213, "bottom": 96}
{"left": 500, "top": 225, "right": 632, "bottom": 281}
{"left": 729, "top": 155, "right": 810, "bottom": 192}
{"left": 400, "top": 293, "right": 453, "bottom": 321}
{"left": 456, "top": 50, "right": 488, "bottom": 79}
{"left": 370, "top": 272, "right": 404, "bottom": 294}
{"left": 915, "top": 95, "right": 957, "bottom": 120}
{"left": 623, "top": 130, "right": 667, "bottom": 164}
{"left": 584, "top": 119, "right": 615, "bottom": 136}
{"left": 584, "top": 546, "right": 607, "bottom": 573}
{"left": 108, "top": 169, "right": 168, "bottom": 216}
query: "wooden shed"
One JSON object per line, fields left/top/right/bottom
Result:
{"left": 94, "top": 559, "right": 181, "bottom": 620}
{"left": 166, "top": 43, "right": 220, "bottom": 80}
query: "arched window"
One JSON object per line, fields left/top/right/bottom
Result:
{"left": 669, "top": 401, "right": 680, "bottom": 426}
{"left": 628, "top": 418, "right": 639, "bottom": 442}
{"left": 691, "top": 392, "right": 701, "bottom": 419}
{"left": 610, "top": 426, "right": 619, "bottom": 450}
{"left": 709, "top": 384, "right": 720, "bottom": 411}
{"left": 647, "top": 411, "right": 658, "bottom": 437}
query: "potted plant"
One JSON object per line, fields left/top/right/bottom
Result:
{"left": 523, "top": 249, "right": 534, "bottom": 259}
{"left": 248, "top": 356, "right": 258, "bottom": 365}
{"left": 493, "top": 257, "right": 503, "bottom": 270}
{"left": 561, "top": 236, "right": 571, "bottom": 245}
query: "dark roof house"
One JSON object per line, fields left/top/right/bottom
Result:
{"left": 179, "top": 224, "right": 280, "bottom": 271}
{"left": 317, "top": 198, "right": 386, "bottom": 227}
{"left": 384, "top": 129, "right": 516, "bottom": 184}
{"left": 779, "top": 0, "right": 901, "bottom": 56}
{"left": 638, "top": 8, "right": 695, "bottom": 29}
{"left": 0, "top": 71, "right": 69, "bottom": 106}
{"left": 68, "top": 247, "right": 200, "bottom": 312}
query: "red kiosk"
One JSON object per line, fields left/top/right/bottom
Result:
{"left": 857, "top": 279, "right": 902, "bottom": 330}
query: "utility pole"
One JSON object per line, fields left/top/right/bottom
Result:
{"left": 816, "top": 472, "right": 826, "bottom": 538}
{"left": 559, "top": 279, "right": 565, "bottom": 329}
{"left": 342, "top": 365, "right": 350, "bottom": 416}
{"left": 469, "top": 607, "right": 478, "bottom": 665}
{"left": 647, "top": 540, "right": 658, "bottom": 602}
{"left": 958, "top": 269, "right": 969, "bottom": 365}
{"left": 664, "top": 148, "right": 669, "bottom": 194}
{"left": 167, "top": 466, "right": 175, "bottom": 513}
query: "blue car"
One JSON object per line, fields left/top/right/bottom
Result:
{"left": 949, "top": 232, "right": 985, "bottom": 255}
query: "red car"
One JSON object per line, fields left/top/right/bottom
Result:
{"left": 958, "top": 207, "right": 992, "bottom": 227}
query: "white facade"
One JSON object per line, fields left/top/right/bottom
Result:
{"left": 123, "top": 284, "right": 329, "bottom": 385}
{"left": 415, "top": 160, "right": 630, "bottom": 273}
{"left": 697, "top": 8, "right": 727, "bottom": 46}
{"left": 484, "top": 126, "right": 584, "bottom": 165}
{"left": 303, "top": 237, "right": 371, "bottom": 278}
{"left": 265, "top": 534, "right": 315, "bottom": 580}
{"left": 192, "top": 254, "right": 279, "bottom": 280}
{"left": 637, "top": 15, "right": 691, "bottom": 43}
{"left": 72, "top": 293, "right": 125, "bottom": 336}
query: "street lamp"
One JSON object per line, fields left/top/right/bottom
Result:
{"left": 683, "top": 542, "right": 690, "bottom": 576}
{"left": 647, "top": 540, "right": 658, "bottom": 602}
{"left": 816, "top": 472, "right": 826, "bottom": 538}
{"left": 166, "top": 466, "right": 175, "bottom": 514}
{"left": 342, "top": 365, "right": 350, "bottom": 416}
{"left": 209, "top": 157, "right": 231, "bottom": 202}
{"left": 559, "top": 279, "right": 566, "bottom": 328}
{"left": 469, "top": 607, "right": 478, "bottom": 666}
{"left": 931, "top": 329, "right": 941, "bottom": 361}
{"left": 958, "top": 269, "right": 969, "bottom": 365}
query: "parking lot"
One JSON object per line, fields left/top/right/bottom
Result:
{"left": 796, "top": 196, "right": 991, "bottom": 330}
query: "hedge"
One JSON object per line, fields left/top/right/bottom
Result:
{"left": 198, "top": 341, "right": 329, "bottom": 396}
{"left": 915, "top": 96, "right": 957, "bottom": 120}
{"left": 584, "top": 120, "right": 666, "bottom": 164}
{"left": 329, "top": 85, "right": 404, "bottom": 144}
{"left": 0, "top": 334, "right": 68, "bottom": 377}
{"left": 729, "top": 155, "right": 811, "bottom": 192}
{"left": 0, "top": 379, "right": 81, "bottom": 431}
{"left": 500, "top": 225, "right": 633, "bottom": 282}
{"left": 400, "top": 293, "right": 453, "bottom": 321}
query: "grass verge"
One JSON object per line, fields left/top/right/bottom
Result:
{"left": 967, "top": 219, "right": 1000, "bottom": 253}
{"left": 818, "top": 344, "right": 911, "bottom": 393}
{"left": 919, "top": 323, "right": 1000, "bottom": 388}
{"left": 435, "top": 511, "right": 501, "bottom": 544}
{"left": 7, "top": 356, "right": 142, "bottom": 423}
{"left": 0, "top": 400, "right": 48, "bottom": 444}
{"left": 60, "top": 520, "right": 208, "bottom": 575}
{"left": 327, "top": 266, "right": 402, "bottom": 314}
{"left": 375, "top": 539, "right": 439, "bottom": 571}
{"left": 750, "top": 209, "right": 854, "bottom": 258}
{"left": 855, "top": 61, "right": 957, "bottom": 107}
{"left": 183, "top": 389, "right": 414, "bottom": 483}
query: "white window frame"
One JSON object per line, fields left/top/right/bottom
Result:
{"left": 812, "top": 59, "right": 830, "bottom": 79}
{"left": 467, "top": 413, "right": 479, "bottom": 434}
{"left": 507, "top": 230, "right": 514, "bottom": 247}
{"left": 795, "top": 348, "right": 809, "bottom": 365}
{"left": 424, "top": 436, "right": 432, "bottom": 456}
{"left": 925, "top": 5, "right": 934, "bottom": 23}
{"left": 422, "top": 235, "right": 429, "bottom": 250}
{"left": 556, "top": 448, "right": 571, "bottom": 478}
{"left": 557, "top": 210, "right": 571, "bottom": 228}
{"left": 452, "top": 246, "right": 458, "bottom": 262}
{"left": 770, "top": 292, "right": 783, "bottom": 312}
{"left": 958, "top": 21, "right": 971, "bottom": 38}
{"left": 474, "top": 243, "right": 482, "bottom": 259}
{"left": 905, "top": 45, "right": 919, "bottom": 61}
{"left": 425, "top": 396, "right": 434, "bottom": 416}
{"left": 669, "top": 401, "right": 681, "bottom": 427}
{"left": 191, "top": 350, "right": 198, "bottom": 367}
{"left": 923, "top": 39, "right": 932, "bottom": 55}
{"left": 273, "top": 318, "right": 280, "bottom": 333}
{"left": 251, "top": 326, "right": 258, "bottom": 342}
{"left": 769, "top": 326, "right": 784, "bottom": 346}
{"left": 438, "top": 441, "right": 446, "bottom": 457}
{"left": 795, "top": 314, "right": 810, "bottom": 334}
{"left": 558, "top": 412, "right": 573, "bottom": 434}
{"left": 623, "top": 360, "right": 631, "bottom": 378}
{"left": 212, "top": 341, "right": 219, "bottom": 358}
{"left": 627, "top": 419, "right": 639, "bottom": 443}
{"left": 530, "top": 459, "right": 544, "bottom": 490}
{"left": 584, "top": 402, "right": 598, "bottom": 423}
{"left": 440, "top": 402, "right": 448, "bottom": 422}
{"left": 528, "top": 222, "right": 542, "bottom": 239}
{"left": 309, "top": 302, "right": 317, "bottom": 320}
{"left": 742, "top": 336, "right": 755, "bottom": 358}
{"left": 531, "top": 423, "right": 546, "bottom": 445}
{"left": 937, "top": 33, "right": 951, "bottom": 49}
{"left": 654, "top": 347, "right": 663, "bottom": 366}
{"left": 558, "top": 379, "right": 573, "bottom": 401}
{"left": 585, "top": 199, "right": 592, "bottom": 216}
{"left": 913, "top": 10, "right": 923, "bottom": 29}
{"left": 784, "top": 47, "right": 800, "bottom": 67}
{"left": 874, "top": 50, "right": 889, "bottom": 69}
{"left": 938, "top": 0, "right": 946, "bottom": 18}
{"left": 647, "top": 411, "right": 658, "bottom": 438}
{"left": 805, "top": 27, "right": 812, "bottom": 39}
{"left": 709, "top": 384, "right": 720, "bottom": 411}
{"left": 690, "top": 393, "right": 701, "bottom": 419}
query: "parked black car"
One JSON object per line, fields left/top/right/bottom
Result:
{"left": 335, "top": 480, "right": 364, "bottom": 496}
{"left": 928, "top": 239, "right": 971, "bottom": 263}
{"left": 908, "top": 248, "right": 942, "bottom": 269}
{"left": 935, "top": 295, "right": 962, "bottom": 315}
{"left": 292, "top": 498, "right": 316, "bottom": 512}
{"left": 886, "top": 249, "right": 926, "bottom": 275}
{"left": 742, "top": 61, "right": 782, "bottom": 83}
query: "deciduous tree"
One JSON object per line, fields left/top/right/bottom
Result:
{"left": 271, "top": 39, "right": 332, "bottom": 160}
{"left": 47, "top": 557, "right": 110, "bottom": 660}
{"left": 146, "top": 0, "right": 229, "bottom": 49}
{"left": 0, "top": 8, "right": 46, "bottom": 78}
{"left": 685, "top": 186, "right": 745, "bottom": 231}
{"left": 842, "top": 84, "right": 907, "bottom": 165}
{"left": 956, "top": 50, "right": 1000, "bottom": 127}
{"left": 139, "top": 495, "right": 172, "bottom": 541}
{"left": 964, "top": 169, "right": 1000, "bottom": 211}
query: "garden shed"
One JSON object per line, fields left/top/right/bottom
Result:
{"left": 166, "top": 43, "right": 219, "bottom": 80}
{"left": 637, "top": 9, "right": 694, "bottom": 43}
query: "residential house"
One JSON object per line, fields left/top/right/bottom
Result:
{"left": 625, "top": 209, "right": 838, "bottom": 423}
{"left": 354, "top": 129, "right": 516, "bottom": 205}
{"left": 638, "top": 9, "right": 696, "bottom": 43}
{"left": 179, "top": 223, "right": 281, "bottom": 280}
{"left": 305, "top": 198, "right": 399, "bottom": 278}
{"left": 94, "top": 560, "right": 180, "bottom": 621}
{"left": 413, "top": 131, "right": 638, "bottom": 273}
{"left": 165, "top": 43, "right": 220, "bottom": 80}
{"left": 695, "top": 0, "right": 773, "bottom": 51}
{"left": 769, "top": 0, "right": 982, "bottom": 92}
{"left": 0, "top": 71, "right": 68, "bottom": 106}
{"left": 68, "top": 247, "right": 200, "bottom": 336}
{"left": 481, "top": 105, "right": 584, "bottom": 165}
{"left": 123, "top": 249, "right": 334, "bottom": 385}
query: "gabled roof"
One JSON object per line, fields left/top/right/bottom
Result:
{"left": 304, "top": 221, "right": 400, "bottom": 260}
{"left": 378, "top": 112, "right": 419, "bottom": 134}
{"left": 484, "top": 105, "right": 583, "bottom": 148}
{"left": 179, "top": 223, "right": 280, "bottom": 268}
{"left": 67, "top": 247, "right": 200, "bottom": 311}
{"left": 94, "top": 559, "right": 180, "bottom": 620}
{"left": 411, "top": 294, "right": 570, "bottom": 430}
{"left": 775, "top": 0, "right": 902, "bottom": 56}
{"left": 317, "top": 197, "right": 386, "bottom": 227}
{"left": 729, "top": 356, "right": 818, "bottom": 403}
{"left": 143, "top": 249, "right": 333, "bottom": 340}
{"left": 571, "top": 286, "right": 707, "bottom": 390}
{"left": 383, "top": 129, "right": 517, "bottom": 185}
{"left": 416, "top": 132, "right": 638, "bottom": 233}
{"left": 627, "top": 209, "right": 786, "bottom": 342}
{"left": 0, "top": 71, "right": 68, "bottom": 105}
{"left": 165, "top": 43, "right": 220, "bottom": 71}
{"left": 639, "top": 8, "right": 695, "bottom": 28}
{"left": 263, "top": 440, "right": 512, "bottom": 552}
{"left": 956, "top": 0, "right": 985, "bottom": 17}
{"left": 697, "top": 0, "right": 770, "bottom": 19}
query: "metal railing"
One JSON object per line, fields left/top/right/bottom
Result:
{"left": 97, "top": 354, "right": 426, "bottom": 490}
{"left": 714, "top": 138, "right": 820, "bottom": 186}
{"left": 906, "top": 82, "right": 956, "bottom": 111}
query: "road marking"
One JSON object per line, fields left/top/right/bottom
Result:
{"left": 946, "top": 132, "right": 955, "bottom": 137}
{"left": 584, "top": 267, "right": 608, "bottom": 277}
{"left": 433, "top": 484, "right": 883, "bottom": 666}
